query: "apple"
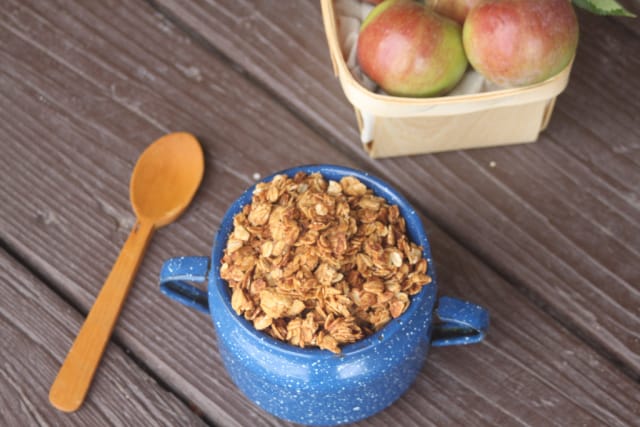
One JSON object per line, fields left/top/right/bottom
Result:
{"left": 357, "top": 0, "right": 468, "bottom": 97}
{"left": 463, "top": 0, "right": 579, "bottom": 87}
{"left": 425, "top": 0, "right": 483, "bottom": 24}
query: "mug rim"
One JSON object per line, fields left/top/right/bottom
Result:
{"left": 209, "top": 164, "right": 438, "bottom": 358}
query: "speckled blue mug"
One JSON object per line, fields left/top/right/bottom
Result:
{"left": 159, "top": 165, "right": 488, "bottom": 426}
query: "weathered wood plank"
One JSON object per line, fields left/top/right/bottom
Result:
{"left": 149, "top": 0, "right": 363, "bottom": 146}
{"left": 152, "top": 0, "right": 640, "bottom": 374}
{"left": 422, "top": 228, "right": 640, "bottom": 426}
{"left": 1, "top": 0, "right": 639, "bottom": 426}
{"left": 559, "top": 10, "right": 640, "bottom": 157}
{"left": 612, "top": 0, "right": 640, "bottom": 36}
{"left": 0, "top": 249, "right": 206, "bottom": 426}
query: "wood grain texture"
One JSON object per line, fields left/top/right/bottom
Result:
{"left": 1, "top": 0, "right": 639, "bottom": 426}
{"left": 611, "top": 0, "right": 640, "bottom": 35}
{"left": 0, "top": 249, "right": 206, "bottom": 426}
{"left": 153, "top": 0, "right": 640, "bottom": 374}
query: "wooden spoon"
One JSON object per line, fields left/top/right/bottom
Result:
{"left": 49, "top": 132, "right": 204, "bottom": 412}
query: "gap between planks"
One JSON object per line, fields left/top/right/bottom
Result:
{"left": 0, "top": 238, "right": 217, "bottom": 427}
{"left": 143, "top": 0, "right": 360, "bottom": 163}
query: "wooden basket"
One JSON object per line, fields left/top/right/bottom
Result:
{"left": 321, "top": 0, "right": 573, "bottom": 158}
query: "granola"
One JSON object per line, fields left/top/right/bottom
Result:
{"left": 220, "top": 172, "right": 432, "bottom": 353}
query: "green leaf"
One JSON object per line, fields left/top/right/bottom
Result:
{"left": 572, "top": 0, "right": 637, "bottom": 17}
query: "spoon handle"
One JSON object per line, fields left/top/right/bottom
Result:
{"left": 49, "top": 220, "right": 154, "bottom": 412}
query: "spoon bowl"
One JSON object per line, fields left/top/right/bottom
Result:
{"left": 50, "top": 132, "right": 204, "bottom": 412}
{"left": 131, "top": 132, "right": 204, "bottom": 226}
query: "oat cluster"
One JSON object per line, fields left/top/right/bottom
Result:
{"left": 220, "top": 172, "right": 431, "bottom": 353}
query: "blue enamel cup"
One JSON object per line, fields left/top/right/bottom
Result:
{"left": 159, "top": 164, "right": 488, "bottom": 426}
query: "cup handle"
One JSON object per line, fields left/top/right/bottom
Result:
{"left": 159, "top": 256, "right": 210, "bottom": 314}
{"left": 431, "top": 296, "right": 489, "bottom": 347}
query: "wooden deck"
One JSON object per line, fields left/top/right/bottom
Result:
{"left": 2, "top": 1, "right": 638, "bottom": 425}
